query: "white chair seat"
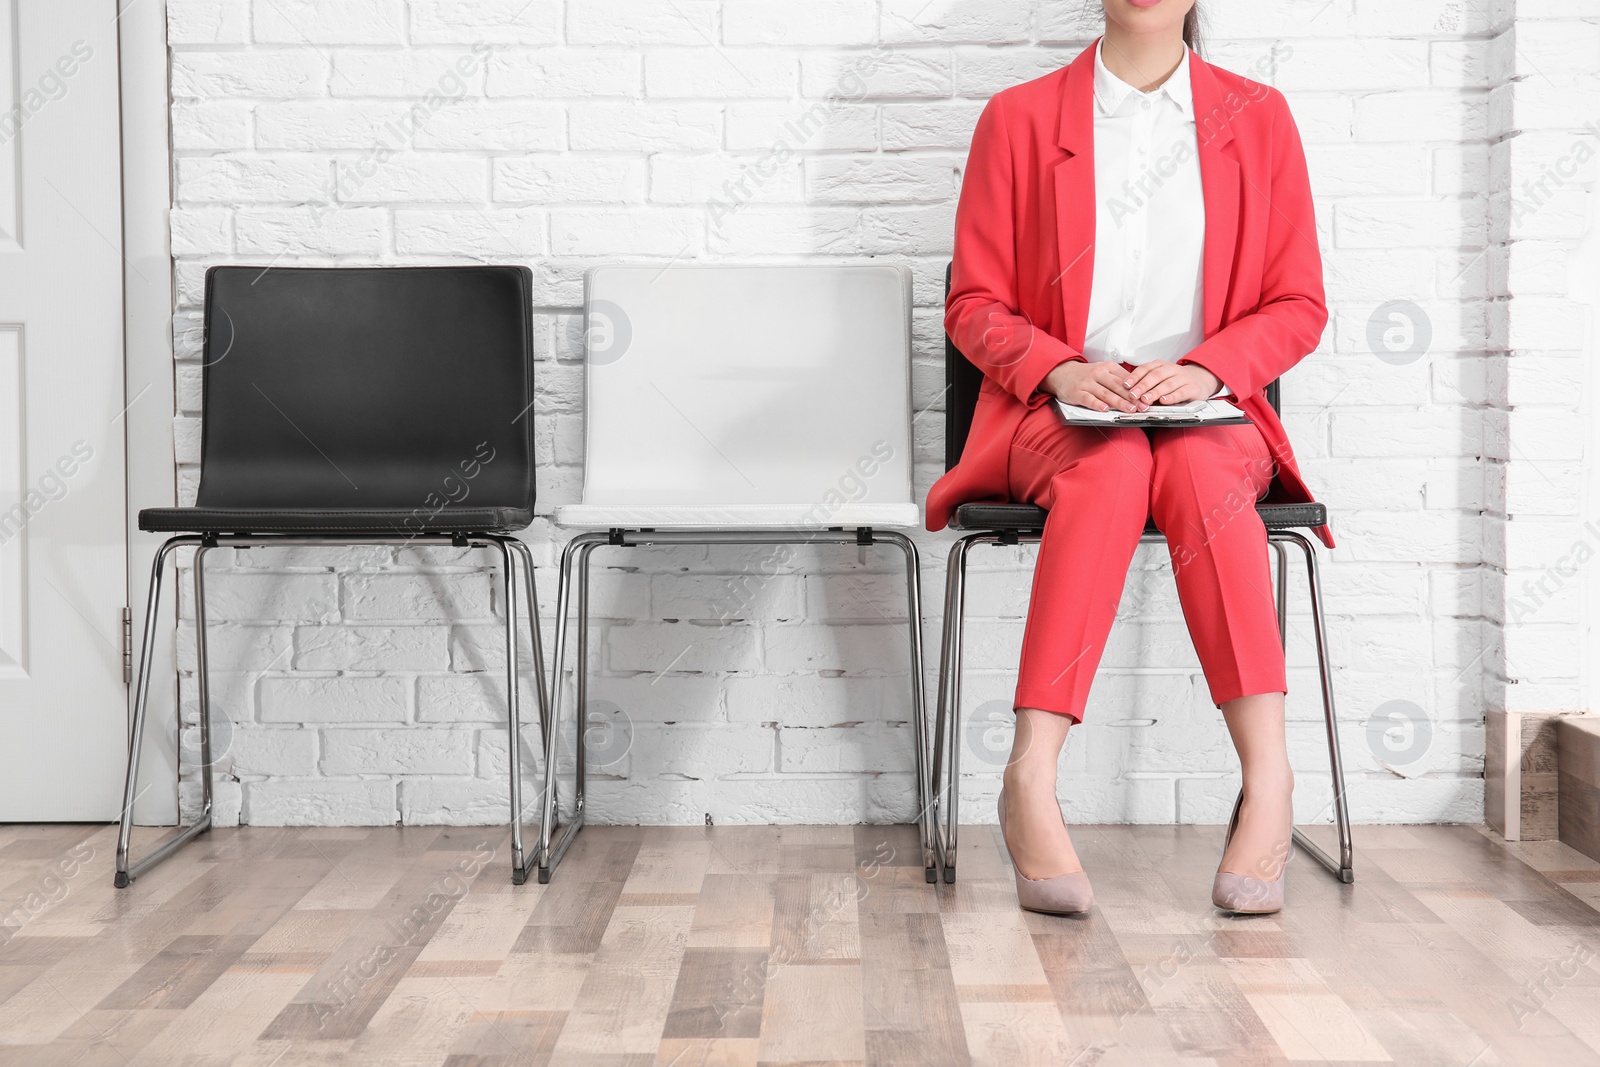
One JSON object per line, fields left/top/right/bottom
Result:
{"left": 552, "top": 502, "right": 922, "bottom": 529}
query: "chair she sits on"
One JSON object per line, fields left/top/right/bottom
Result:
{"left": 118, "top": 265, "right": 549, "bottom": 887}
{"left": 929, "top": 265, "right": 1354, "bottom": 885}
{"left": 539, "top": 263, "right": 937, "bottom": 884}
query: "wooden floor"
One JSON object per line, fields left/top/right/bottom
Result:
{"left": 1, "top": 821, "right": 1598, "bottom": 1066}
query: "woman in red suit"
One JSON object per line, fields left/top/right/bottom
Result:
{"left": 929, "top": 0, "right": 1331, "bottom": 915}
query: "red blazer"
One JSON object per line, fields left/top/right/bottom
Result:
{"left": 927, "top": 40, "right": 1334, "bottom": 549}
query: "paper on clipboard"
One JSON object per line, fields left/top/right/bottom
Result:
{"left": 1056, "top": 398, "right": 1251, "bottom": 427}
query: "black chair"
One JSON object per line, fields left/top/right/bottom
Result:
{"left": 929, "top": 266, "right": 1353, "bottom": 885}
{"left": 116, "top": 266, "right": 549, "bottom": 887}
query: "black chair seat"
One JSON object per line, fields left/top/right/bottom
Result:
{"left": 138, "top": 505, "right": 533, "bottom": 535}
{"left": 952, "top": 500, "right": 1327, "bottom": 533}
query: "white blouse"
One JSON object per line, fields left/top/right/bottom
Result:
{"left": 1083, "top": 40, "right": 1227, "bottom": 395}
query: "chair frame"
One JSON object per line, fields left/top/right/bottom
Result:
{"left": 535, "top": 526, "right": 935, "bottom": 884}
{"left": 116, "top": 531, "right": 550, "bottom": 887}
{"left": 928, "top": 527, "right": 1353, "bottom": 884}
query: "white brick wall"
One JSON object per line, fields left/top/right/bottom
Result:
{"left": 163, "top": 0, "right": 1593, "bottom": 831}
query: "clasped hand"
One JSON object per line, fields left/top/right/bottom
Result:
{"left": 1042, "top": 359, "right": 1221, "bottom": 413}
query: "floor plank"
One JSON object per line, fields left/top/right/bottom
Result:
{"left": 0, "top": 823, "right": 1596, "bottom": 1064}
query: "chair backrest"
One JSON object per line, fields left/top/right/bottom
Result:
{"left": 943, "top": 263, "right": 1280, "bottom": 470}
{"left": 197, "top": 266, "right": 535, "bottom": 511}
{"left": 578, "top": 264, "right": 915, "bottom": 517}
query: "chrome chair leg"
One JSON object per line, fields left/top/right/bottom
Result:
{"left": 536, "top": 527, "right": 937, "bottom": 885}
{"left": 1276, "top": 530, "right": 1355, "bottom": 883}
{"left": 498, "top": 534, "right": 550, "bottom": 883}
{"left": 505, "top": 536, "right": 551, "bottom": 750}
{"left": 119, "top": 532, "right": 551, "bottom": 889}
{"left": 537, "top": 537, "right": 578, "bottom": 883}
{"left": 933, "top": 533, "right": 988, "bottom": 883}
{"left": 930, "top": 540, "right": 954, "bottom": 880}
{"left": 1272, "top": 540, "right": 1289, "bottom": 653}
{"left": 573, "top": 539, "right": 599, "bottom": 829}
{"left": 486, "top": 537, "right": 531, "bottom": 884}
{"left": 929, "top": 568, "right": 949, "bottom": 873}
{"left": 538, "top": 532, "right": 604, "bottom": 883}
{"left": 881, "top": 531, "right": 934, "bottom": 881}
{"left": 933, "top": 528, "right": 1353, "bottom": 887}
{"left": 116, "top": 535, "right": 206, "bottom": 888}
{"left": 193, "top": 544, "right": 216, "bottom": 828}
{"left": 929, "top": 538, "right": 960, "bottom": 878}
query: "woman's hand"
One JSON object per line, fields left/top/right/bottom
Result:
{"left": 1123, "top": 361, "right": 1221, "bottom": 405}
{"left": 1041, "top": 361, "right": 1147, "bottom": 413}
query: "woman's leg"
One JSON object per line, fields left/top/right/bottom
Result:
{"left": 1218, "top": 693, "right": 1294, "bottom": 879}
{"left": 1147, "top": 425, "right": 1292, "bottom": 879}
{"left": 1003, "top": 708, "right": 1078, "bottom": 877}
{"left": 1003, "top": 408, "right": 1153, "bottom": 879}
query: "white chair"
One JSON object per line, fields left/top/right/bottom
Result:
{"left": 536, "top": 264, "right": 935, "bottom": 882}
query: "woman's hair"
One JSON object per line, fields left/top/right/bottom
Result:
{"left": 1183, "top": 4, "right": 1204, "bottom": 56}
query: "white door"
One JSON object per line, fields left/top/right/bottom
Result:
{"left": 0, "top": 1, "right": 128, "bottom": 820}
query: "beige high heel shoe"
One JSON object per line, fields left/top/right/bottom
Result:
{"left": 996, "top": 791, "right": 1093, "bottom": 915}
{"left": 1212, "top": 789, "right": 1291, "bottom": 914}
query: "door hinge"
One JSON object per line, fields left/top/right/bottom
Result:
{"left": 121, "top": 608, "right": 132, "bottom": 685}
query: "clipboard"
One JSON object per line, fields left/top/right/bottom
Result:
{"left": 1056, "top": 398, "right": 1252, "bottom": 428}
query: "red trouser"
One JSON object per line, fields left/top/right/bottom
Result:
{"left": 1008, "top": 402, "right": 1286, "bottom": 721}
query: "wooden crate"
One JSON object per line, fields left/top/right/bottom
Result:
{"left": 1558, "top": 715, "right": 1600, "bottom": 862}
{"left": 1486, "top": 710, "right": 1575, "bottom": 840}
